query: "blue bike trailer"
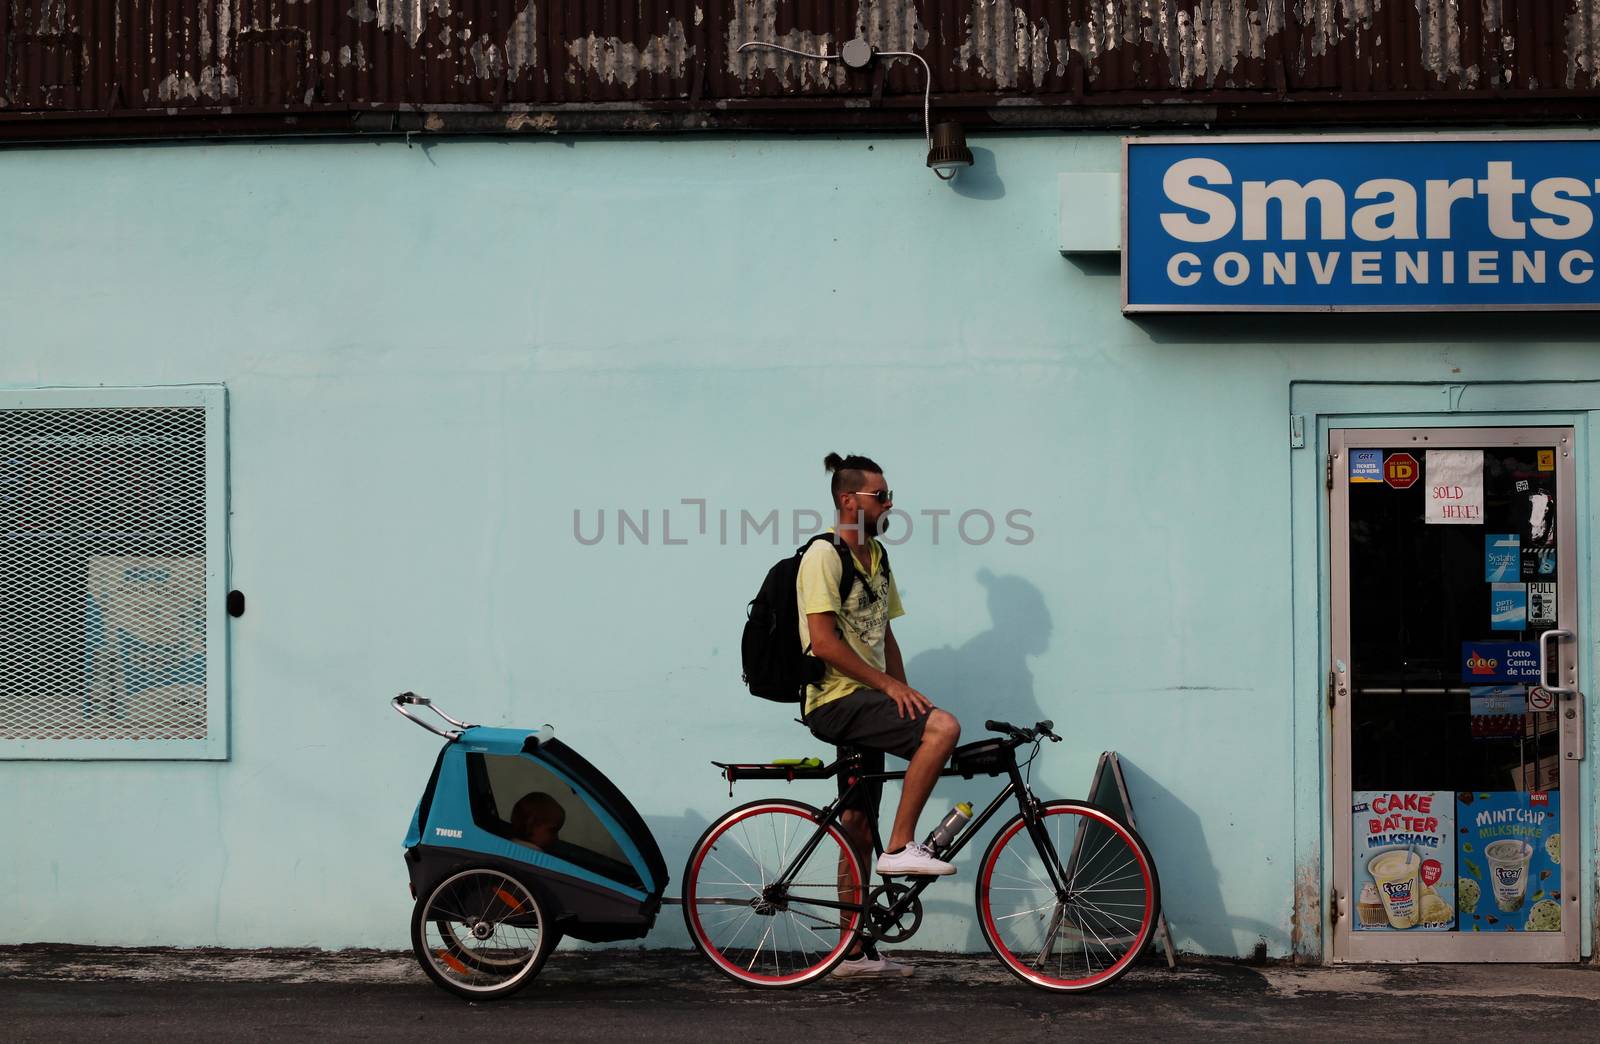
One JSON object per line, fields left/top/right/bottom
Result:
{"left": 395, "top": 694, "right": 668, "bottom": 943}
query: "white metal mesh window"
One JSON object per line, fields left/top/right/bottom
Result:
{"left": 0, "top": 389, "right": 226, "bottom": 758}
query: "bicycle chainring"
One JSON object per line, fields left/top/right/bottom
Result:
{"left": 865, "top": 883, "right": 924, "bottom": 944}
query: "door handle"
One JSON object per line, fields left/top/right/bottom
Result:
{"left": 1538, "top": 629, "right": 1575, "bottom": 695}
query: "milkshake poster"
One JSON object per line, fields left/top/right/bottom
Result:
{"left": 1457, "top": 791, "right": 1563, "bottom": 933}
{"left": 1352, "top": 791, "right": 1456, "bottom": 931}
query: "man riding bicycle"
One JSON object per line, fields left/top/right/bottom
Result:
{"left": 798, "top": 453, "right": 963, "bottom": 978}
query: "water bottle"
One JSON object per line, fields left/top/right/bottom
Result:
{"left": 924, "top": 802, "right": 973, "bottom": 856}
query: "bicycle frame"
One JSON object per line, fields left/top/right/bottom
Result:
{"left": 770, "top": 747, "right": 1073, "bottom": 939}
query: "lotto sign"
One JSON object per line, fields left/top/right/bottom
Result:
{"left": 1385, "top": 453, "right": 1420, "bottom": 489}
{"left": 1462, "top": 642, "right": 1541, "bottom": 684}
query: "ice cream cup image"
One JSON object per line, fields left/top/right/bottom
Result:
{"left": 1484, "top": 839, "right": 1534, "bottom": 913}
{"left": 1368, "top": 849, "right": 1423, "bottom": 929}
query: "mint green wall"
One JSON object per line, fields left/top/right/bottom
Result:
{"left": 0, "top": 133, "right": 1595, "bottom": 958}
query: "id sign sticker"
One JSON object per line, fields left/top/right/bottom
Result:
{"left": 1124, "top": 136, "right": 1600, "bottom": 312}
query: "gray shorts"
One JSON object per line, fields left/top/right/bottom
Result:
{"left": 806, "top": 688, "right": 931, "bottom": 814}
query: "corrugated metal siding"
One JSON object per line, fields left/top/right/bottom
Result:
{"left": 4, "top": 2, "right": 1600, "bottom": 136}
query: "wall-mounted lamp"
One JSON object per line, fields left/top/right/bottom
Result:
{"left": 736, "top": 38, "right": 970, "bottom": 182}
{"left": 926, "top": 122, "right": 974, "bottom": 179}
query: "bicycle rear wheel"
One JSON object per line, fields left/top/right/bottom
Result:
{"left": 683, "top": 799, "right": 863, "bottom": 988}
{"left": 977, "top": 799, "right": 1160, "bottom": 992}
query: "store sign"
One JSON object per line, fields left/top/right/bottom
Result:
{"left": 1124, "top": 136, "right": 1600, "bottom": 312}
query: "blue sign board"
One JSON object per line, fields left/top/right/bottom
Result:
{"left": 1349, "top": 449, "right": 1384, "bottom": 484}
{"left": 1485, "top": 534, "right": 1519, "bottom": 583}
{"left": 1124, "top": 136, "right": 1600, "bottom": 312}
{"left": 1462, "top": 642, "right": 1541, "bottom": 684}
{"left": 1457, "top": 791, "right": 1562, "bottom": 933}
{"left": 1490, "top": 585, "right": 1528, "bottom": 631}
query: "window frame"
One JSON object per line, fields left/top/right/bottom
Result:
{"left": 0, "top": 385, "right": 229, "bottom": 761}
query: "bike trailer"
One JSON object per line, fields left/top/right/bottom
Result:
{"left": 394, "top": 694, "right": 669, "bottom": 999}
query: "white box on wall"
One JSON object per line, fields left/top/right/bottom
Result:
{"left": 1058, "top": 172, "right": 1121, "bottom": 254}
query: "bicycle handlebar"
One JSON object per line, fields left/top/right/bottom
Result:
{"left": 985, "top": 719, "right": 1062, "bottom": 744}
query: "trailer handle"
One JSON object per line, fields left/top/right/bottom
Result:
{"left": 392, "top": 692, "right": 475, "bottom": 740}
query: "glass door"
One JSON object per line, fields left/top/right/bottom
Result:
{"left": 1330, "top": 428, "right": 1582, "bottom": 961}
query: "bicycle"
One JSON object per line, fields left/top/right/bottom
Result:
{"left": 682, "top": 719, "right": 1161, "bottom": 992}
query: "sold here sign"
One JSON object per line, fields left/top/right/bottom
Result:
{"left": 1123, "top": 135, "right": 1600, "bottom": 312}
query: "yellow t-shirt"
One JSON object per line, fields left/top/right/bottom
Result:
{"left": 795, "top": 534, "right": 905, "bottom": 716}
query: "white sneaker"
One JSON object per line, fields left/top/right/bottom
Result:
{"left": 832, "top": 952, "right": 914, "bottom": 978}
{"left": 875, "top": 841, "right": 956, "bottom": 877}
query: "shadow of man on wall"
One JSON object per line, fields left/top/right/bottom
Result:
{"left": 907, "top": 568, "right": 1052, "bottom": 735}
{"left": 904, "top": 569, "right": 1053, "bottom": 951}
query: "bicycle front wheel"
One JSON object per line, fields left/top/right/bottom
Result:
{"left": 977, "top": 800, "right": 1160, "bottom": 993}
{"left": 683, "top": 799, "right": 863, "bottom": 988}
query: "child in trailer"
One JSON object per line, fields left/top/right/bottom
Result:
{"left": 511, "top": 791, "right": 566, "bottom": 852}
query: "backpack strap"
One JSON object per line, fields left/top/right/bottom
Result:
{"left": 832, "top": 537, "right": 888, "bottom": 606}
{"left": 799, "top": 532, "right": 880, "bottom": 614}
{"left": 795, "top": 534, "right": 842, "bottom": 657}
{"left": 832, "top": 540, "right": 863, "bottom": 606}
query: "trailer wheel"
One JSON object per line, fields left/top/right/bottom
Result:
{"left": 411, "top": 867, "right": 555, "bottom": 1000}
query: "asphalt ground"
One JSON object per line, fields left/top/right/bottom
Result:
{"left": 3, "top": 946, "right": 1599, "bottom": 1042}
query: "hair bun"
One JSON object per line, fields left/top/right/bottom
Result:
{"left": 823, "top": 452, "right": 845, "bottom": 472}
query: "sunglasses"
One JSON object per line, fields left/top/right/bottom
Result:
{"left": 849, "top": 488, "right": 893, "bottom": 504}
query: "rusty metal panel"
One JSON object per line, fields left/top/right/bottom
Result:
{"left": 4, "top": 2, "right": 1600, "bottom": 138}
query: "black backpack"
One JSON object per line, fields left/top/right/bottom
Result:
{"left": 741, "top": 534, "right": 891, "bottom": 703}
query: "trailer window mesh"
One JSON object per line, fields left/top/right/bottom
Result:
{"left": 0, "top": 406, "right": 208, "bottom": 741}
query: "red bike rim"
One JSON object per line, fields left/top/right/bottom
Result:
{"left": 687, "top": 804, "right": 861, "bottom": 985}
{"left": 979, "top": 804, "right": 1154, "bottom": 990}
